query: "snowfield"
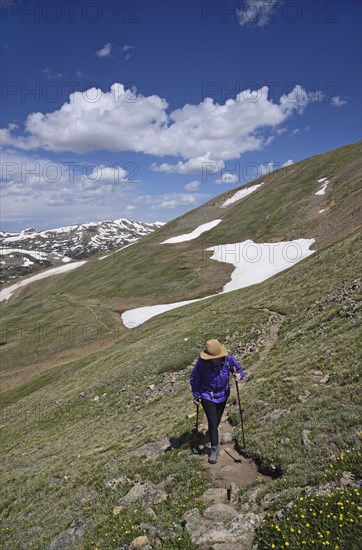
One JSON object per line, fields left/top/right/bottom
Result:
{"left": 0, "top": 261, "right": 86, "bottom": 303}
{"left": 161, "top": 220, "right": 222, "bottom": 244}
{"left": 220, "top": 183, "right": 264, "bottom": 208}
{"left": 122, "top": 238, "right": 315, "bottom": 328}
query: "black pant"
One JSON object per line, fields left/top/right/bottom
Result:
{"left": 201, "top": 398, "right": 227, "bottom": 447}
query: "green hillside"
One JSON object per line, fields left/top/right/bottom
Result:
{"left": 1, "top": 141, "right": 361, "bottom": 392}
{"left": 0, "top": 142, "right": 361, "bottom": 549}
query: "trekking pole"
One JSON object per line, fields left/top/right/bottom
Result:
{"left": 192, "top": 401, "right": 200, "bottom": 455}
{"left": 233, "top": 367, "right": 248, "bottom": 455}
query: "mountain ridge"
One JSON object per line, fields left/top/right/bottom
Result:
{"left": 0, "top": 218, "right": 164, "bottom": 285}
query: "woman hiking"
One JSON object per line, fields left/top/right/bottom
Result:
{"left": 190, "top": 339, "right": 245, "bottom": 464}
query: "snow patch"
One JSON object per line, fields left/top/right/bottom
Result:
{"left": 316, "top": 179, "right": 329, "bottom": 196}
{"left": 122, "top": 238, "right": 315, "bottom": 328}
{"left": 161, "top": 220, "right": 221, "bottom": 244}
{"left": 0, "top": 261, "right": 86, "bottom": 303}
{"left": 221, "top": 183, "right": 264, "bottom": 208}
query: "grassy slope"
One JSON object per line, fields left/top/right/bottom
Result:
{"left": 0, "top": 142, "right": 361, "bottom": 548}
{"left": 1, "top": 141, "right": 361, "bottom": 388}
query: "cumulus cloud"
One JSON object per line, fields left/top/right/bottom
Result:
{"left": 159, "top": 194, "right": 197, "bottom": 209}
{"left": 96, "top": 42, "right": 113, "bottom": 58}
{"left": 237, "top": 0, "right": 279, "bottom": 28}
{"left": 1, "top": 82, "right": 311, "bottom": 173}
{"left": 184, "top": 180, "right": 200, "bottom": 191}
{"left": 0, "top": 148, "right": 135, "bottom": 209}
{"left": 215, "top": 172, "right": 239, "bottom": 184}
{"left": 150, "top": 154, "right": 224, "bottom": 175}
{"left": 282, "top": 159, "right": 294, "bottom": 167}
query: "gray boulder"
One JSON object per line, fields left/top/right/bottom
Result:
{"left": 118, "top": 481, "right": 167, "bottom": 508}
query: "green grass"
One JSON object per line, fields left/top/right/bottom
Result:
{"left": 0, "top": 142, "right": 361, "bottom": 548}
{"left": 256, "top": 487, "right": 362, "bottom": 549}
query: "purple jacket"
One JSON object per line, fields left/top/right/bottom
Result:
{"left": 190, "top": 353, "right": 245, "bottom": 403}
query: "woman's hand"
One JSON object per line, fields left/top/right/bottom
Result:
{"left": 193, "top": 397, "right": 201, "bottom": 406}
{"left": 232, "top": 372, "right": 241, "bottom": 381}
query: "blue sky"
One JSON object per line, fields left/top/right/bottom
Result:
{"left": 1, "top": 0, "right": 361, "bottom": 231}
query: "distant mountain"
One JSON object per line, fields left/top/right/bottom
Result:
{"left": 0, "top": 218, "right": 163, "bottom": 284}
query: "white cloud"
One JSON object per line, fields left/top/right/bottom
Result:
{"left": 1, "top": 83, "right": 311, "bottom": 173}
{"left": 237, "top": 0, "right": 279, "bottom": 27}
{"left": 159, "top": 194, "right": 197, "bottom": 209}
{"left": 82, "top": 165, "right": 129, "bottom": 185}
{"left": 184, "top": 179, "right": 200, "bottom": 191}
{"left": 282, "top": 159, "right": 294, "bottom": 167}
{"left": 121, "top": 45, "right": 132, "bottom": 61}
{"left": 330, "top": 96, "right": 347, "bottom": 107}
{"left": 96, "top": 42, "right": 113, "bottom": 58}
{"left": 309, "top": 90, "right": 325, "bottom": 103}
{"left": 0, "top": 148, "right": 134, "bottom": 210}
{"left": 215, "top": 172, "right": 239, "bottom": 184}
{"left": 150, "top": 154, "right": 224, "bottom": 175}
{"left": 291, "top": 128, "right": 300, "bottom": 135}
{"left": 126, "top": 204, "right": 135, "bottom": 211}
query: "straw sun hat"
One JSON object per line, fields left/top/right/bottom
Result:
{"left": 200, "top": 339, "right": 228, "bottom": 360}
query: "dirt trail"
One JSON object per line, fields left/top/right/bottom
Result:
{"left": 195, "top": 310, "right": 285, "bottom": 493}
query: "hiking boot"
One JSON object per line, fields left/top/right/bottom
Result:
{"left": 208, "top": 445, "right": 219, "bottom": 464}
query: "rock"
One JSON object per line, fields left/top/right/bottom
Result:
{"left": 220, "top": 432, "right": 234, "bottom": 445}
{"left": 118, "top": 481, "right": 167, "bottom": 508}
{"left": 104, "top": 474, "right": 129, "bottom": 489}
{"left": 47, "top": 518, "right": 87, "bottom": 550}
{"left": 298, "top": 391, "right": 311, "bottom": 402}
{"left": 193, "top": 513, "right": 261, "bottom": 546}
{"left": 182, "top": 508, "right": 211, "bottom": 539}
{"left": 127, "top": 439, "right": 171, "bottom": 458}
{"left": 313, "top": 370, "right": 324, "bottom": 376}
{"left": 212, "top": 544, "right": 242, "bottom": 550}
{"left": 261, "top": 409, "right": 288, "bottom": 421}
{"left": 49, "top": 477, "right": 63, "bottom": 487}
{"left": 93, "top": 395, "right": 100, "bottom": 402}
{"left": 144, "top": 507, "right": 157, "bottom": 518}
{"left": 260, "top": 488, "right": 300, "bottom": 509}
{"left": 340, "top": 471, "right": 355, "bottom": 486}
{"left": 138, "top": 523, "right": 157, "bottom": 535}
{"left": 229, "top": 482, "right": 240, "bottom": 506}
{"left": 81, "top": 490, "right": 98, "bottom": 503}
{"left": 131, "top": 535, "right": 149, "bottom": 548}
{"left": 201, "top": 488, "right": 228, "bottom": 504}
{"left": 320, "top": 373, "right": 330, "bottom": 384}
{"left": 203, "top": 503, "right": 239, "bottom": 522}
{"left": 148, "top": 384, "right": 155, "bottom": 391}
{"left": 302, "top": 429, "right": 312, "bottom": 447}
{"left": 113, "top": 505, "right": 124, "bottom": 516}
